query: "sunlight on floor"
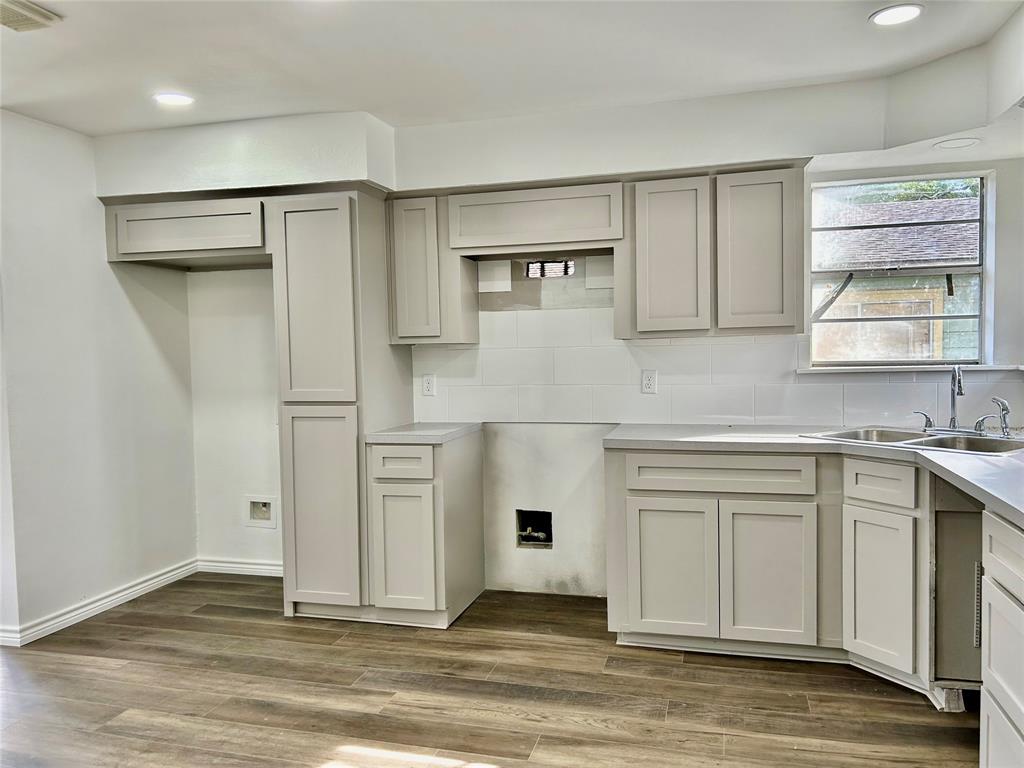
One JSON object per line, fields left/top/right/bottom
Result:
{"left": 320, "top": 745, "right": 499, "bottom": 768}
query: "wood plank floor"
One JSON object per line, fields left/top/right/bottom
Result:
{"left": 1, "top": 574, "right": 980, "bottom": 767}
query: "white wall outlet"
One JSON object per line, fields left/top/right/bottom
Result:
{"left": 243, "top": 495, "right": 277, "bottom": 529}
{"left": 422, "top": 373, "right": 437, "bottom": 397}
{"left": 641, "top": 369, "right": 658, "bottom": 394}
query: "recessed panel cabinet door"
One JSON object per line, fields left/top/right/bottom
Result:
{"left": 635, "top": 178, "right": 711, "bottom": 331}
{"left": 267, "top": 195, "right": 357, "bottom": 402}
{"left": 280, "top": 405, "right": 360, "bottom": 606}
{"left": 716, "top": 169, "right": 801, "bottom": 328}
{"left": 625, "top": 496, "right": 719, "bottom": 637}
{"left": 980, "top": 689, "right": 1024, "bottom": 768}
{"left": 371, "top": 483, "right": 437, "bottom": 611}
{"left": 843, "top": 503, "right": 916, "bottom": 674}
{"left": 719, "top": 500, "right": 817, "bottom": 645}
{"left": 391, "top": 198, "right": 441, "bottom": 338}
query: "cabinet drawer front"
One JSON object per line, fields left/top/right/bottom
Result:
{"left": 115, "top": 199, "right": 263, "bottom": 254}
{"left": 844, "top": 459, "right": 916, "bottom": 509}
{"left": 626, "top": 453, "right": 815, "bottom": 494}
{"left": 448, "top": 183, "right": 623, "bottom": 248}
{"left": 981, "top": 689, "right": 1024, "bottom": 768}
{"left": 982, "top": 576, "right": 1024, "bottom": 730}
{"left": 370, "top": 445, "right": 434, "bottom": 479}
{"left": 984, "top": 511, "right": 1024, "bottom": 605}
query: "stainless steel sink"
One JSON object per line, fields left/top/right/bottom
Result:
{"left": 903, "top": 435, "right": 1024, "bottom": 454}
{"left": 814, "top": 428, "right": 929, "bottom": 443}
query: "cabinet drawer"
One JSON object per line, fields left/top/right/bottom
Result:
{"left": 114, "top": 199, "right": 263, "bottom": 255}
{"left": 982, "top": 576, "right": 1024, "bottom": 730}
{"left": 984, "top": 511, "right": 1024, "bottom": 605}
{"left": 843, "top": 459, "right": 916, "bottom": 510}
{"left": 448, "top": 183, "right": 623, "bottom": 248}
{"left": 370, "top": 444, "right": 434, "bottom": 479}
{"left": 981, "top": 689, "right": 1024, "bottom": 768}
{"left": 626, "top": 453, "right": 815, "bottom": 495}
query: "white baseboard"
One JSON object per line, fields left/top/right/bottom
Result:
{"left": 2, "top": 558, "right": 198, "bottom": 647}
{"left": 196, "top": 558, "right": 283, "bottom": 577}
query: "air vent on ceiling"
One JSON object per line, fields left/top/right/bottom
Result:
{"left": 1, "top": 0, "right": 61, "bottom": 32}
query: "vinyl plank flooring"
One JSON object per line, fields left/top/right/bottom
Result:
{"left": 195, "top": 602, "right": 425, "bottom": 637}
{"left": 93, "top": 610, "right": 346, "bottom": 645}
{"left": 528, "top": 734, "right": 727, "bottom": 768}
{"left": 0, "top": 690, "right": 124, "bottom": 731}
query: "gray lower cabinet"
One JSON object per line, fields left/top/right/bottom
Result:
{"left": 719, "top": 500, "right": 817, "bottom": 645}
{"left": 980, "top": 689, "right": 1024, "bottom": 768}
{"left": 842, "top": 503, "right": 916, "bottom": 674}
{"left": 371, "top": 482, "right": 436, "bottom": 610}
{"left": 280, "top": 405, "right": 360, "bottom": 607}
{"left": 625, "top": 496, "right": 719, "bottom": 637}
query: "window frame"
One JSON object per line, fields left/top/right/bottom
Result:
{"left": 808, "top": 171, "right": 987, "bottom": 368}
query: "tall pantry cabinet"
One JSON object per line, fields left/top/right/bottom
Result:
{"left": 265, "top": 192, "right": 413, "bottom": 616}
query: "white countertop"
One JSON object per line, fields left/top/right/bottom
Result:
{"left": 365, "top": 422, "right": 481, "bottom": 445}
{"left": 603, "top": 423, "right": 1024, "bottom": 528}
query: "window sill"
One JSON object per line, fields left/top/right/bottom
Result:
{"left": 797, "top": 365, "right": 1021, "bottom": 375}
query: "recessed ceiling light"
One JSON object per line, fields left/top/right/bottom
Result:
{"left": 153, "top": 93, "right": 194, "bottom": 106}
{"left": 933, "top": 137, "right": 981, "bottom": 150}
{"left": 870, "top": 4, "right": 923, "bottom": 25}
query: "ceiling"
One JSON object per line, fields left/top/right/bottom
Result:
{"left": 2, "top": 0, "right": 1021, "bottom": 136}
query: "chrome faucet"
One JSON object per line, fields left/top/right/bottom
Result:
{"left": 948, "top": 365, "right": 965, "bottom": 430}
{"left": 992, "top": 397, "right": 1012, "bottom": 438}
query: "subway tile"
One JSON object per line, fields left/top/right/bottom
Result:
{"left": 481, "top": 348, "right": 553, "bottom": 385}
{"left": 448, "top": 386, "right": 518, "bottom": 422}
{"left": 411, "top": 346, "right": 481, "bottom": 385}
{"left": 553, "top": 347, "right": 630, "bottom": 385}
{"left": 754, "top": 383, "right": 842, "bottom": 426}
{"left": 589, "top": 307, "right": 625, "bottom": 346}
{"left": 413, "top": 384, "right": 449, "bottom": 422}
{"left": 626, "top": 344, "right": 710, "bottom": 385}
{"left": 670, "top": 385, "right": 754, "bottom": 425}
{"left": 515, "top": 308, "right": 591, "bottom": 348}
{"left": 518, "top": 386, "right": 593, "bottom": 422}
{"left": 592, "top": 386, "right": 671, "bottom": 424}
{"left": 843, "top": 383, "right": 938, "bottom": 428}
{"left": 711, "top": 338, "right": 797, "bottom": 384}
{"left": 478, "top": 311, "right": 517, "bottom": 348}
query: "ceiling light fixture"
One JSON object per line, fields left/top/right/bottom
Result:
{"left": 933, "top": 137, "right": 981, "bottom": 150}
{"left": 153, "top": 92, "right": 194, "bottom": 106}
{"left": 870, "top": 4, "right": 922, "bottom": 26}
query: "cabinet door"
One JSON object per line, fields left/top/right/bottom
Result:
{"left": 843, "top": 504, "right": 916, "bottom": 673}
{"left": 267, "top": 195, "right": 357, "bottom": 402}
{"left": 982, "top": 576, "right": 1024, "bottom": 729}
{"left": 716, "top": 169, "right": 801, "bottom": 328}
{"left": 280, "top": 405, "right": 359, "bottom": 606}
{"left": 371, "top": 483, "right": 436, "bottom": 610}
{"left": 980, "top": 689, "right": 1024, "bottom": 768}
{"left": 391, "top": 198, "right": 441, "bottom": 338}
{"left": 720, "top": 500, "right": 817, "bottom": 645}
{"left": 113, "top": 198, "right": 263, "bottom": 255}
{"left": 625, "top": 497, "right": 718, "bottom": 637}
{"left": 635, "top": 178, "right": 711, "bottom": 331}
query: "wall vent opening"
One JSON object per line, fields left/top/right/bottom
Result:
{"left": 516, "top": 509, "right": 552, "bottom": 549}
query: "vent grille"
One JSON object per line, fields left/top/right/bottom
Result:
{"left": 1, "top": 0, "right": 61, "bottom": 31}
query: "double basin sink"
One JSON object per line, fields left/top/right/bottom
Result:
{"left": 813, "top": 427, "right": 1024, "bottom": 454}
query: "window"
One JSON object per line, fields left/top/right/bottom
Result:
{"left": 810, "top": 176, "right": 984, "bottom": 366}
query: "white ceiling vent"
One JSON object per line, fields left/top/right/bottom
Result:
{"left": 1, "top": 0, "right": 61, "bottom": 32}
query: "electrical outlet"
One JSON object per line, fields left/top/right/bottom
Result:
{"left": 641, "top": 369, "right": 658, "bottom": 394}
{"left": 422, "top": 373, "right": 437, "bottom": 397}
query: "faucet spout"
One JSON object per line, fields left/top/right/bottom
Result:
{"left": 949, "top": 365, "right": 965, "bottom": 430}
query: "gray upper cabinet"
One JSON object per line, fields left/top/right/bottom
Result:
{"left": 391, "top": 198, "right": 441, "bottom": 338}
{"left": 635, "top": 178, "right": 711, "bottom": 331}
{"left": 448, "top": 182, "right": 623, "bottom": 249}
{"left": 267, "top": 194, "right": 357, "bottom": 403}
{"left": 716, "top": 169, "right": 802, "bottom": 328}
{"left": 110, "top": 198, "right": 264, "bottom": 256}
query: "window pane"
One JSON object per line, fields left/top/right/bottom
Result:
{"left": 812, "top": 318, "right": 980, "bottom": 364}
{"left": 812, "top": 222, "right": 980, "bottom": 271}
{"left": 812, "top": 178, "right": 980, "bottom": 228}
{"left": 811, "top": 274, "right": 980, "bottom": 320}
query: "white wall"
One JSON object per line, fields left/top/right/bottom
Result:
{"left": 187, "top": 270, "right": 281, "bottom": 573}
{"left": 0, "top": 110, "right": 196, "bottom": 637}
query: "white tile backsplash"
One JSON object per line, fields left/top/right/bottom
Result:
{"left": 412, "top": 309, "right": 1020, "bottom": 426}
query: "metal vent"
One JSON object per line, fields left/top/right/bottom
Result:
{"left": 1, "top": 0, "right": 61, "bottom": 31}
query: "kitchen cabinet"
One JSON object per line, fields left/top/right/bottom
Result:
{"left": 371, "top": 483, "right": 436, "bottom": 610}
{"left": 280, "top": 405, "right": 360, "bottom": 607}
{"left": 266, "top": 194, "right": 357, "bottom": 402}
{"left": 634, "top": 177, "right": 711, "bottom": 332}
{"left": 980, "top": 689, "right": 1024, "bottom": 768}
{"left": 387, "top": 197, "right": 479, "bottom": 345}
{"left": 625, "top": 497, "right": 719, "bottom": 637}
{"left": 447, "top": 182, "right": 623, "bottom": 249}
{"left": 716, "top": 168, "right": 801, "bottom": 329}
{"left": 720, "top": 500, "right": 817, "bottom": 645}
{"left": 842, "top": 503, "right": 916, "bottom": 674}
